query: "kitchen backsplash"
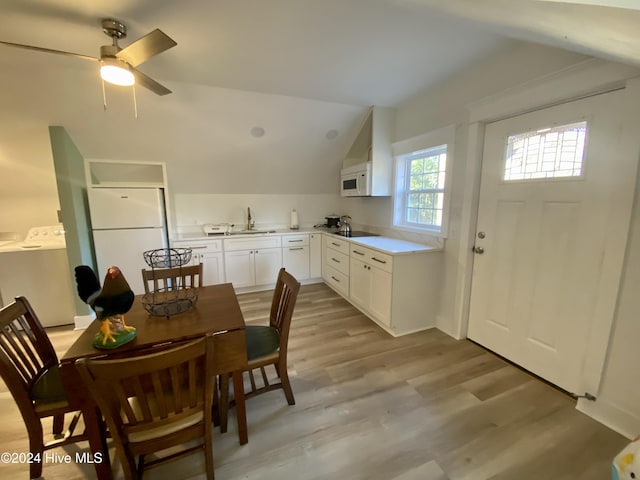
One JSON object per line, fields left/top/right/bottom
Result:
{"left": 172, "top": 192, "right": 444, "bottom": 249}
{"left": 172, "top": 193, "right": 343, "bottom": 235}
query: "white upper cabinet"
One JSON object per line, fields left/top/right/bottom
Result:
{"left": 343, "top": 106, "right": 393, "bottom": 196}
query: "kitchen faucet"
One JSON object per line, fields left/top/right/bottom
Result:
{"left": 247, "top": 207, "right": 255, "bottom": 230}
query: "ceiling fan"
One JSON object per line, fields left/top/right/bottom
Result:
{"left": 0, "top": 18, "right": 177, "bottom": 96}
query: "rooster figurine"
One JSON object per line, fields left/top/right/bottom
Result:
{"left": 75, "top": 265, "right": 137, "bottom": 349}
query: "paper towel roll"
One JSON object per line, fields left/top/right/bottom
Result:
{"left": 290, "top": 209, "right": 299, "bottom": 230}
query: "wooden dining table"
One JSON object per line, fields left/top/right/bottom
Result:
{"left": 59, "top": 283, "right": 249, "bottom": 480}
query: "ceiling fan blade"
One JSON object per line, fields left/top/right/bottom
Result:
{"left": 116, "top": 29, "right": 176, "bottom": 67}
{"left": 0, "top": 40, "right": 98, "bottom": 62}
{"left": 131, "top": 68, "right": 172, "bottom": 96}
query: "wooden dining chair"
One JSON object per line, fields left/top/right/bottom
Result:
{"left": 219, "top": 268, "right": 301, "bottom": 432}
{"left": 141, "top": 263, "right": 203, "bottom": 294}
{"left": 76, "top": 334, "right": 217, "bottom": 480}
{"left": 0, "top": 296, "right": 88, "bottom": 479}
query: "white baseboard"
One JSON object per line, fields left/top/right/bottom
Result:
{"left": 577, "top": 397, "right": 640, "bottom": 439}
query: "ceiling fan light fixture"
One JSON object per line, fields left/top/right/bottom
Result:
{"left": 100, "top": 58, "right": 135, "bottom": 86}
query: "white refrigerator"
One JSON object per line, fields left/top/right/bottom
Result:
{"left": 89, "top": 187, "right": 169, "bottom": 295}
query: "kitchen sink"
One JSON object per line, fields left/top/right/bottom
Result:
{"left": 227, "top": 230, "right": 277, "bottom": 235}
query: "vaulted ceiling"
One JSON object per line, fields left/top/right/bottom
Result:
{"left": 2, "top": 0, "right": 638, "bottom": 106}
{"left": 1, "top": 0, "right": 639, "bottom": 197}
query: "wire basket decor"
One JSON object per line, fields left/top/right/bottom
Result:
{"left": 141, "top": 248, "right": 198, "bottom": 317}
{"left": 143, "top": 248, "right": 193, "bottom": 268}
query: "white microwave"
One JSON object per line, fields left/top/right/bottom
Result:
{"left": 341, "top": 162, "right": 372, "bottom": 197}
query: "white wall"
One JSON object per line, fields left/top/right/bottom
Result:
{"left": 172, "top": 193, "right": 343, "bottom": 236}
{"left": 390, "top": 41, "right": 640, "bottom": 438}
{"left": 0, "top": 195, "right": 60, "bottom": 239}
{"left": 395, "top": 44, "right": 590, "bottom": 140}
{"left": 579, "top": 172, "right": 640, "bottom": 437}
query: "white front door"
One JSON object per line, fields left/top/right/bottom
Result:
{"left": 467, "top": 89, "right": 637, "bottom": 395}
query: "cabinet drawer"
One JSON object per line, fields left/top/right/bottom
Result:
{"left": 224, "top": 236, "right": 282, "bottom": 251}
{"left": 283, "top": 245, "right": 310, "bottom": 280}
{"left": 282, "top": 234, "right": 309, "bottom": 246}
{"left": 324, "top": 236, "right": 350, "bottom": 255}
{"left": 325, "top": 249, "right": 349, "bottom": 276}
{"left": 172, "top": 239, "right": 222, "bottom": 253}
{"left": 324, "top": 264, "right": 349, "bottom": 297}
{"left": 350, "top": 245, "right": 393, "bottom": 273}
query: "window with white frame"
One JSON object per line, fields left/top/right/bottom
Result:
{"left": 393, "top": 143, "right": 450, "bottom": 235}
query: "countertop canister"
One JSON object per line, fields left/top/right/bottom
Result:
{"left": 290, "top": 209, "right": 299, "bottom": 230}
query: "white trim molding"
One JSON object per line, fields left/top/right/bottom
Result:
{"left": 467, "top": 58, "right": 640, "bottom": 124}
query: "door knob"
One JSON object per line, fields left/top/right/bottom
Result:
{"left": 473, "top": 246, "right": 484, "bottom": 254}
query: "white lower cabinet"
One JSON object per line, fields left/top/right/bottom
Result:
{"left": 322, "top": 235, "right": 350, "bottom": 297}
{"left": 368, "top": 265, "right": 392, "bottom": 327}
{"left": 197, "top": 250, "right": 224, "bottom": 286}
{"left": 349, "top": 248, "right": 392, "bottom": 327}
{"left": 171, "top": 240, "right": 224, "bottom": 286}
{"left": 224, "top": 236, "right": 283, "bottom": 289}
{"left": 309, "top": 233, "right": 322, "bottom": 278}
{"left": 346, "top": 242, "right": 441, "bottom": 336}
{"left": 224, "top": 250, "right": 255, "bottom": 288}
{"left": 282, "top": 234, "right": 310, "bottom": 280}
{"left": 282, "top": 246, "right": 309, "bottom": 280}
{"left": 254, "top": 248, "right": 283, "bottom": 285}
{"left": 349, "top": 256, "right": 370, "bottom": 310}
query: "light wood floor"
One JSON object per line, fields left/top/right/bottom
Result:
{"left": 0, "top": 283, "right": 627, "bottom": 479}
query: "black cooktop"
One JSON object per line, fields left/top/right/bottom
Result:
{"left": 334, "top": 231, "right": 379, "bottom": 238}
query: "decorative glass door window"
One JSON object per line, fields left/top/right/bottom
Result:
{"left": 504, "top": 121, "right": 587, "bottom": 181}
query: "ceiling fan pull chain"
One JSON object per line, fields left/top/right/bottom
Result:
{"left": 101, "top": 79, "right": 108, "bottom": 111}
{"left": 132, "top": 84, "right": 138, "bottom": 120}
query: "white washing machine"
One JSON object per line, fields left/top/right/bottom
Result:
{"left": 0, "top": 225, "right": 77, "bottom": 327}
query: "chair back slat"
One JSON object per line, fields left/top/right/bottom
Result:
{"left": 189, "top": 359, "right": 197, "bottom": 406}
{"left": 0, "top": 326, "right": 36, "bottom": 382}
{"left": 114, "top": 382, "right": 138, "bottom": 424}
{"left": 4, "top": 321, "right": 41, "bottom": 378}
{"left": 131, "top": 377, "right": 151, "bottom": 422}
{"left": 168, "top": 365, "right": 181, "bottom": 411}
{"left": 151, "top": 370, "right": 169, "bottom": 418}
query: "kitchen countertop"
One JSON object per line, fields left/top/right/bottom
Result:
{"left": 173, "top": 228, "right": 440, "bottom": 256}
{"left": 173, "top": 228, "right": 303, "bottom": 241}
{"left": 343, "top": 236, "right": 438, "bottom": 254}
